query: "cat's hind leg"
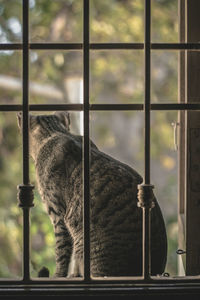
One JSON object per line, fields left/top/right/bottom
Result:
{"left": 53, "top": 219, "right": 73, "bottom": 277}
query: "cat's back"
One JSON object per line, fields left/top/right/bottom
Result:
{"left": 90, "top": 147, "right": 142, "bottom": 223}
{"left": 88, "top": 147, "right": 167, "bottom": 277}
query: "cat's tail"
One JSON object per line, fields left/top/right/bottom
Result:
{"left": 38, "top": 266, "right": 50, "bottom": 277}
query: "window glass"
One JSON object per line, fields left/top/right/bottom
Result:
{"left": 30, "top": 0, "right": 83, "bottom": 43}
{"left": 30, "top": 51, "right": 83, "bottom": 104}
{"left": 0, "top": 0, "right": 22, "bottom": 43}
{"left": 0, "top": 112, "right": 22, "bottom": 278}
{"left": 0, "top": 51, "right": 22, "bottom": 104}
{"left": 91, "top": 111, "right": 144, "bottom": 176}
{"left": 90, "top": 51, "right": 144, "bottom": 104}
{"left": 91, "top": 0, "right": 144, "bottom": 43}
{"left": 151, "top": 51, "right": 178, "bottom": 103}
{"left": 151, "top": 0, "right": 179, "bottom": 43}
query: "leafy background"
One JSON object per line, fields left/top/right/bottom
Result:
{"left": 0, "top": 0, "right": 179, "bottom": 278}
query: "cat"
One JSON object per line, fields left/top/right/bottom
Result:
{"left": 17, "top": 111, "right": 167, "bottom": 278}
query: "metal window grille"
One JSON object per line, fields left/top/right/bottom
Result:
{"left": 1, "top": 0, "right": 200, "bottom": 297}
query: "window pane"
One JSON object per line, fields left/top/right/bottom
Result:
{"left": 90, "top": 0, "right": 144, "bottom": 43}
{"left": 30, "top": 51, "right": 83, "bottom": 104}
{"left": 0, "top": 0, "right": 22, "bottom": 43}
{"left": 91, "top": 111, "right": 144, "bottom": 175}
{"left": 0, "top": 51, "right": 22, "bottom": 104}
{"left": 151, "top": 0, "right": 179, "bottom": 43}
{"left": 90, "top": 51, "right": 144, "bottom": 104}
{"left": 0, "top": 112, "right": 22, "bottom": 278}
{"left": 30, "top": 0, "right": 83, "bottom": 43}
{"left": 151, "top": 51, "right": 178, "bottom": 103}
{"left": 151, "top": 111, "right": 178, "bottom": 276}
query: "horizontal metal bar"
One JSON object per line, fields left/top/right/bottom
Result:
{"left": 151, "top": 43, "right": 200, "bottom": 50}
{"left": 0, "top": 105, "right": 22, "bottom": 111}
{"left": 1, "top": 275, "right": 200, "bottom": 285}
{"left": 30, "top": 104, "right": 84, "bottom": 111}
{"left": 1, "top": 43, "right": 200, "bottom": 51}
{"left": 30, "top": 43, "right": 82, "bottom": 50}
{"left": 1, "top": 103, "right": 200, "bottom": 112}
{"left": 90, "top": 104, "right": 143, "bottom": 110}
{"left": 91, "top": 103, "right": 200, "bottom": 111}
{"left": 0, "top": 43, "right": 22, "bottom": 50}
{"left": 152, "top": 103, "right": 200, "bottom": 110}
{"left": 90, "top": 43, "right": 144, "bottom": 49}
{"left": 30, "top": 43, "right": 142, "bottom": 50}
{"left": 0, "top": 104, "right": 83, "bottom": 111}
{"left": 91, "top": 43, "right": 200, "bottom": 50}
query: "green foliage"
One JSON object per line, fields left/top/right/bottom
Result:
{"left": 30, "top": 0, "right": 82, "bottom": 43}
{"left": 91, "top": 50, "right": 144, "bottom": 103}
{"left": 152, "top": 0, "right": 178, "bottom": 42}
{"left": 0, "top": 113, "right": 22, "bottom": 278}
{"left": 0, "top": 0, "right": 179, "bottom": 277}
{"left": 0, "top": 0, "right": 22, "bottom": 42}
{"left": 30, "top": 189, "right": 56, "bottom": 277}
{"left": 0, "top": 51, "right": 22, "bottom": 104}
{"left": 91, "top": 0, "right": 144, "bottom": 43}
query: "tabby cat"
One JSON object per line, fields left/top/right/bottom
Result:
{"left": 17, "top": 111, "right": 167, "bottom": 277}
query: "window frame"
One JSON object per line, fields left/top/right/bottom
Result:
{"left": 1, "top": 0, "right": 200, "bottom": 298}
{"left": 178, "top": 0, "right": 200, "bottom": 277}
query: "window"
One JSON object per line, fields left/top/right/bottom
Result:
{"left": 0, "top": 0, "right": 200, "bottom": 298}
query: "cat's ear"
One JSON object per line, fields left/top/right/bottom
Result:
{"left": 17, "top": 112, "right": 37, "bottom": 130}
{"left": 17, "top": 112, "right": 22, "bottom": 129}
{"left": 54, "top": 111, "right": 70, "bottom": 131}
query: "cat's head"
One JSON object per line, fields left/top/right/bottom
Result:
{"left": 17, "top": 111, "right": 70, "bottom": 160}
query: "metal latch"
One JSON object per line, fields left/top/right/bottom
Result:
{"left": 171, "top": 121, "right": 180, "bottom": 151}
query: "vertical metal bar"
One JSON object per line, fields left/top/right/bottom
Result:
{"left": 22, "top": 0, "right": 30, "bottom": 185}
{"left": 22, "top": 0, "right": 31, "bottom": 282}
{"left": 143, "top": 199, "right": 151, "bottom": 280}
{"left": 142, "top": 0, "right": 152, "bottom": 281}
{"left": 144, "top": 0, "right": 151, "bottom": 185}
{"left": 83, "top": 0, "right": 90, "bottom": 281}
{"left": 22, "top": 206, "right": 31, "bottom": 281}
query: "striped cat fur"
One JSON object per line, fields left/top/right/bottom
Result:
{"left": 17, "top": 111, "right": 167, "bottom": 278}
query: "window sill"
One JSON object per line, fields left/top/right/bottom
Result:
{"left": 1, "top": 283, "right": 200, "bottom": 299}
